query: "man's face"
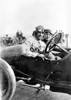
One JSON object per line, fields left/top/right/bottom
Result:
{"left": 47, "top": 34, "right": 52, "bottom": 41}
{"left": 37, "top": 32, "right": 44, "bottom": 40}
{"left": 44, "top": 33, "right": 52, "bottom": 41}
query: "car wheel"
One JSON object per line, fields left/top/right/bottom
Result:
{"left": 0, "top": 58, "right": 16, "bottom": 100}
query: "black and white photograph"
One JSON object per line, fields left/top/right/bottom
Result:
{"left": 0, "top": 0, "right": 71, "bottom": 100}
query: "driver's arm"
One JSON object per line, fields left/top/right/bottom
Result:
{"left": 44, "top": 52, "right": 55, "bottom": 60}
{"left": 21, "top": 43, "right": 39, "bottom": 57}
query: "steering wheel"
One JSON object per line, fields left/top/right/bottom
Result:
{"left": 44, "top": 32, "right": 63, "bottom": 53}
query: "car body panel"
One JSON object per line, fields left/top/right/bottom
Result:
{"left": 1, "top": 44, "right": 71, "bottom": 90}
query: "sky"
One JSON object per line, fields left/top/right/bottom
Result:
{"left": 0, "top": 0, "right": 71, "bottom": 46}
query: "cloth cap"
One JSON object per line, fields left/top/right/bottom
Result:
{"left": 36, "top": 25, "right": 44, "bottom": 32}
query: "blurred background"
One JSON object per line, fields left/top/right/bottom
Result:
{"left": 0, "top": 0, "right": 71, "bottom": 47}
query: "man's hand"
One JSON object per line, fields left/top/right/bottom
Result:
{"left": 37, "top": 54, "right": 45, "bottom": 60}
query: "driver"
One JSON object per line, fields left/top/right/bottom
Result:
{"left": 22, "top": 25, "right": 60, "bottom": 60}
{"left": 43, "top": 30, "right": 61, "bottom": 59}
{"left": 43, "top": 29, "right": 53, "bottom": 43}
{"left": 22, "top": 25, "right": 46, "bottom": 58}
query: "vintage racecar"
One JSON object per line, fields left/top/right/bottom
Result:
{"left": 0, "top": 32, "right": 71, "bottom": 100}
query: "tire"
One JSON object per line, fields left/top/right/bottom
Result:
{"left": 0, "top": 58, "right": 16, "bottom": 100}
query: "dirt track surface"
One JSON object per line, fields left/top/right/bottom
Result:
{"left": 12, "top": 82, "right": 71, "bottom": 100}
